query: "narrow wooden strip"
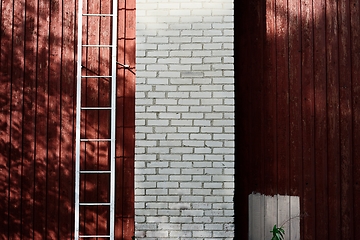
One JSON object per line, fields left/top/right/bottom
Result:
{"left": 248, "top": 11, "right": 263, "bottom": 195}
{"left": 338, "top": 0, "right": 354, "bottom": 238}
{"left": 288, "top": 0, "right": 303, "bottom": 200}
{"left": 300, "top": 0, "right": 316, "bottom": 237}
{"left": 121, "top": 2, "right": 135, "bottom": 234}
{"left": 33, "top": 0, "right": 50, "bottom": 238}
{"left": 264, "top": 195, "right": 277, "bottom": 240}
{"left": 248, "top": 194, "right": 262, "bottom": 240}
{"left": 325, "top": 0, "right": 341, "bottom": 238}
{"left": 264, "top": 0, "right": 277, "bottom": 196}
{"left": 46, "top": 0, "right": 62, "bottom": 238}
{"left": 350, "top": 0, "right": 360, "bottom": 238}
{"left": 58, "top": 17, "right": 76, "bottom": 233}
{"left": 21, "top": 0, "right": 38, "bottom": 237}
{"left": 115, "top": 1, "right": 126, "bottom": 237}
{"left": 313, "top": 0, "right": 328, "bottom": 238}
{"left": 115, "top": 156, "right": 124, "bottom": 239}
{"left": 8, "top": 0, "right": 25, "bottom": 238}
{"left": 0, "top": 0, "right": 14, "bottom": 238}
{"left": 275, "top": 0, "right": 290, "bottom": 195}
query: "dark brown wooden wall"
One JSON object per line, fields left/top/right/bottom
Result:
{"left": 0, "top": 0, "right": 135, "bottom": 239}
{"left": 235, "top": 0, "right": 360, "bottom": 239}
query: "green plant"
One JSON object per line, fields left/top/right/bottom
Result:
{"left": 269, "top": 212, "right": 308, "bottom": 240}
{"left": 270, "top": 224, "right": 285, "bottom": 240}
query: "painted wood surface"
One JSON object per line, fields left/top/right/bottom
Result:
{"left": 248, "top": 193, "right": 300, "bottom": 240}
{"left": 236, "top": 0, "right": 360, "bottom": 239}
{"left": 0, "top": 0, "right": 135, "bottom": 238}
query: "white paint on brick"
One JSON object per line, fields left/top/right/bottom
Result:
{"left": 136, "top": 0, "right": 234, "bottom": 239}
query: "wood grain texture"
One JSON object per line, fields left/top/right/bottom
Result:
{"left": 0, "top": 0, "right": 135, "bottom": 238}
{"left": 236, "top": 0, "right": 360, "bottom": 239}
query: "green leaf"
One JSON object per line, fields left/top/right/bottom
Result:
{"left": 270, "top": 224, "right": 285, "bottom": 240}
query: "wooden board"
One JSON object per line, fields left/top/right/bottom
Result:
{"left": 0, "top": 0, "right": 135, "bottom": 238}
{"left": 236, "top": 0, "right": 360, "bottom": 238}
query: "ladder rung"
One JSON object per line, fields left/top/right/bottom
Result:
{"left": 81, "top": 75, "right": 112, "bottom": 78}
{"left": 82, "top": 44, "right": 114, "bottom": 48}
{"left": 80, "top": 170, "right": 111, "bottom": 174}
{"left": 80, "top": 139, "right": 112, "bottom": 142}
{"left": 81, "top": 107, "right": 112, "bottom": 110}
{"left": 82, "top": 13, "right": 113, "bottom": 17}
{"left": 80, "top": 202, "right": 111, "bottom": 206}
{"left": 79, "top": 235, "right": 110, "bottom": 238}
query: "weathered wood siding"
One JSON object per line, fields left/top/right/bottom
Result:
{"left": 0, "top": 0, "right": 135, "bottom": 239}
{"left": 236, "top": 0, "right": 360, "bottom": 239}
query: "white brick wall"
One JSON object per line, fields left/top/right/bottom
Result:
{"left": 136, "top": 0, "right": 234, "bottom": 239}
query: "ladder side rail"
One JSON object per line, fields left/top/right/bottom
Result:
{"left": 74, "top": 0, "right": 84, "bottom": 238}
{"left": 109, "top": 0, "right": 118, "bottom": 238}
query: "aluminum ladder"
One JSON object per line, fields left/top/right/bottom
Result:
{"left": 74, "top": 0, "right": 118, "bottom": 239}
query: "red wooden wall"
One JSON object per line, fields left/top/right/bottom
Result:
{"left": 236, "top": 0, "right": 360, "bottom": 239}
{"left": 0, "top": 0, "right": 135, "bottom": 239}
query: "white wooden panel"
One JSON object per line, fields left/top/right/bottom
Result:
{"left": 289, "top": 195, "right": 300, "bottom": 240}
{"left": 249, "top": 193, "right": 262, "bottom": 240}
{"left": 264, "top": 194, "right": 277, "bottom": 240}
{"left": 249, "top": 193, "right": 300, "bottom": 240}
{"left": 278, "top": 195, "right": 290, "bottom": 240}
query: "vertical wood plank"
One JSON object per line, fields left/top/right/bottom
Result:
{"left": 350, "top": 0, "right": 360, "bottom": 239}
{"left": 288, "top": 0, "right": 303, "bottom": 202}
{"left": 115, "top": 0, "right": 126, "bottom": 238}
{"left": 264, "top": 195, "right": 277, "bottom": 240}
{"left": 46, "top": 0, "right": 62, "bottom": 237}
{"left": 288, "top": 3, "right": 304, "bottom": 237}
{"left": 59, "top": 0, "right": 76, "bottom": 238}
{"left": 301, "top": 0, "right": 316, "bottom": 237}
{"left": 33, "top": 0, "right": 50, "bottom": 238}
{"left": 0, "top": 0, "right": 13, "bottom": 238}
{"left": 277, "top": 196, "right": 290, "bottom": 240}
{"left": 248, "top": 194, "right": 263, "bottom": 240}
{"left": 275, "top": 0, "right": 290, "bottom": 195}
{"left": 264, "top": 0, "right": 277, "bottom": 196}
{"left": 338, "top": 0, "right": 354, "bottom": 238}
{"left": 21, "top": 0, "right": 38, "bottom": 237}
{"left": 289, "top": 196, "right": 300, "bottom": 240}
{"left": 0, "top": 1, "right": 13, "bottom": 239}
{"left": 250, "top": 2, "right": 264, "bottom": 194}
{"left": 8, "top": 0, "right": 25, "bottom": 238}
{"left": 325, "top": 0, "right": 341, "bottom": 239}
{"left": 248, "top": 194, "right": 253, "bottom": 240}
{"left": 259, "top": 194, "right": 265, "bottom": 239}
{"left": 123, "top": 0, "right": 136, "bottom": 237}
{"left": 313, "top": 0, "right": 328, "bottom": 238}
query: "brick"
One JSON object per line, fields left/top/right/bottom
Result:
{"left": 182, "top": 224, "right": 204, "bottom": 230}
{"left": 170, "top": 147, "right": 194, "bottom": 154}
{"left": 169, "top": 217, "right": 192, "bottom": 223}
{"left": 169, "top": 231, "right": 192, "bottom": 237}
{"left": 192, "top": 189, "right": 212, "bottom": 195}
{"left": 193, "top": 231, "right": 212, "bottom": 238}
{"left": 136, "top": 0, "right": 234, "bottom": 238}
{"left": 145, "top": 231, "right": 169, "bottom": 237}
{"left": 169, "top": 188, "right": 191, "bottom": 195}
